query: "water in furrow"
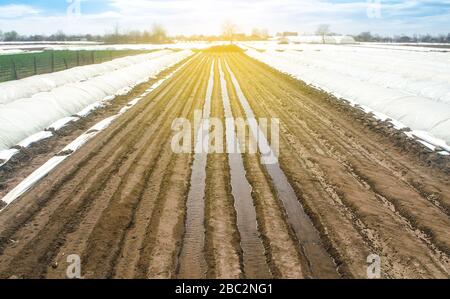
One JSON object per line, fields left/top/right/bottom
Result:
{"left": 177, "top": 58, "right": 215, "bottom": 278}
{"left": 219, "top": 59, "right": 271, "bottom": 278}
{"left": 224, "top": 59, "right": 338, "bottom": 278}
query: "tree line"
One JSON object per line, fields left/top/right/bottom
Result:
{"left": 0, "top": 25, "right": 271, "bottom": 44}
{"left": 354, "top": 31, "right": 450, "bottom": 43}
{"left": 0, "top": 24, "right": 170, "bottom": 44}
{"left": 1, "top": 25, "right": 450, "bottom": 44}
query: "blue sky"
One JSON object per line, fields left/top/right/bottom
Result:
{"left": 0, "top": 0, "right": 449, "bottom": 36}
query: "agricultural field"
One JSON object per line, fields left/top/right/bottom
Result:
{"left": 0, "top": 45, "right": 448, "bottom": 279}
{"left": 0, "top": 49, "right": 156, "bottom": 82}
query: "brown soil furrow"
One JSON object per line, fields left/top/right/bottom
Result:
{"left": 230, "top": 54, "right": 450, "bottom": 270}
{"left": 0, "top": 47, "right": 448, "bottom": 279}
{"left": 288, "top": 117, "right": 450, "bottom": 272}
{"left": 225, "top": 54, "right": 386, "bottom": 277}
{"left": 0, "top": 124, "right": 150, "bottom": 278}
{"left": 218, "top": 57, "right": 271, "bottom": 278}
{"left": 241, "top": 54, "right": 450, "bottom": 215}
{"left": 0, "top": 55, "right": 200, "bottom": 251}
{"left": 133, "top": 57, "right": 211, "bottom": 279}
{"left": 278, "top": 99, "right": 450, "bottom": 254}
{"left": 112, "top": 60, "right": 211, "bottom": 279}
{"left": 242, "top": 85, "right": 449, "bottom": 276}
{"left": 223, "top": 55, "right": 339, "bottom": 278}
{"left": 61, "top": 61, "right": 206, "bottom": 278}
{"left": 177, "top": 58, "right": 215, "bottom": 279}
{"left": 240, "top": 152, "right": 305, "bottom": 278}
{"left": 221, "top": 56, "right": 304, "bottom": 278}
{"left": 202, "top": 55, "right": 242, "bottom": 279}
{"left": 84, "top": 56, "right": 210, "bottom": 279}
{"left": 112, "top": 141, "right": 177, "bottom": 278}
{"left": 0, "top": 55, "right": 203, "bottom": 278}
{"left": 0, "top": 51, "right": 171, "bottom": 201}
{"left": 228, "top": 52, "right": 449, "bottom": 278}
{"left": 45, "top": 58, "right": 209, "bottom": 279}
{"left": 229, "top": 54, "right": 442, "bottom": 278}
{"left": 283, "top": 129, "right": 446, "bottom": 277}
{"left": 145, "top": 155, "right": 192, "bottom": 279}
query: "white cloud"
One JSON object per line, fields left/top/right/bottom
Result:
{"left": 0, "top": 4, "right": 40, "bottom": 18}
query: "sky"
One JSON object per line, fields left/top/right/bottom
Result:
{"left": 0, "top": 0, "right": 449, "bottom": 36}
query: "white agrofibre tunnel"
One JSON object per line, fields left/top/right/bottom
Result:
{"left": 286, "top": 35, "right": 356, "bottom": 44}
{"left": 242, "top": 42, "right": 450, "bottom": 151}
{"left": 0, "top": 50, "right": 172, "bottom": 104}
{"left": 0, "top": 49, "right": 193, "bottom": 152}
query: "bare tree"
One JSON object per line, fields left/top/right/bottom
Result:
{"left": 113, "top": 23, "right": 121, "bottom": 44}
{"left": 151, "top": 23, "right": 167, "bottom": 44}
{"left": 357, "top": 31, "right": 373, "bottom": 42}
{"left": 251, "top": 28, "right": 261, "bottom": 38}
{"left": 54, "top": 30, "right": 67, "bottom": 41}
{"left": 251, "top": 28, "right": 270, "bottom": 40}
{"left": 316, "top": 24, "right": 330, "bottom": 44}
{"left": 222, "top": 21, "right": 238, "bottom": 43}
{"left": 261, "top": 29, "right": 269, "bottom": 39}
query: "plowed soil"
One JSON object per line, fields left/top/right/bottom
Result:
{"left": 0, "top": 49, "right": 449, "bottom": 279}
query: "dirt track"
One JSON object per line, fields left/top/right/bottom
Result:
{"left": 0, "top": 48, "right": 449, "bottom": 279}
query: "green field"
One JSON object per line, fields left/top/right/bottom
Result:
{"left": 0, "top": 49, "right": 154, "bottom": 83}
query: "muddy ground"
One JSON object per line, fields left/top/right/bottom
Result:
{"left": 0, "top": 48, "right": 448, "bottom": 279}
